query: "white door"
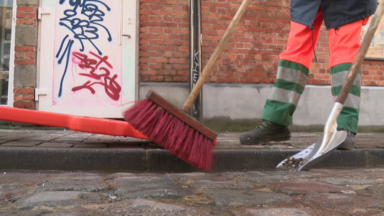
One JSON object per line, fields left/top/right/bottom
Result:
{"left": 37, "top": 0, "right": 138, "bottom": 118}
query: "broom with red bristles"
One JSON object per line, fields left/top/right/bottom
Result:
{"left": 123, "top": 0, "right": 250, "bottom": 170}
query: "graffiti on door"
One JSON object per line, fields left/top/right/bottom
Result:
{"left": 53, "top": 0, "right": 122, "bottom": 105}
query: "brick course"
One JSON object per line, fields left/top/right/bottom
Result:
{"left": 139, "top": 0, "right": 384, "bottom": 86}
{"left": 13, "top": 88, "right": 35, "bottom": 109}
{"left": 13, "top": 2, "right": 38, "bottom": 109}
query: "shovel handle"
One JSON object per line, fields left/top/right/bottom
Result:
{"left": 181, "top": 0, "right": 251, "bottom": 112}
{"left": 337, "top": 0, "right": 384, "bottom": 104}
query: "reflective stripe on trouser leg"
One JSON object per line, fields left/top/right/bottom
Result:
{"left": 262, "top": 60, "right": 309, "bottom": 126}
{"left": 261, "top": 10, "right": 322, "bottom": 126}
{"left": 328, "top": 18, "right": 365, "bottom": 134}
{"left": 331, "top": 63, "right": 360, "bottom": 134}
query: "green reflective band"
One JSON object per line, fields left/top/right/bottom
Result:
{"left": 279, "top": 60, "right": 309, "bottom": 76}
{"left": 262, "top": 99, "right": 296, "bottom": 126}
{"left": 332, "top": 85, "right": 360, "bottom": 97}
{"left": 337, "top": 106, "right": 359, "bottom": 134}
{"left": 331, "top": 63, "right": 354, "bottom": 74}
{"left": 275, "top": 79, "right": 305, "bottom": 95}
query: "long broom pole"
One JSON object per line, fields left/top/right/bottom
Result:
{"left": 182, "top": 0, "right": 251, "bottom": 112}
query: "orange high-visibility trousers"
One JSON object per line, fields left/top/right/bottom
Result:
{"left": 262, "top": 8, "right": 369, "bottom": 133}
{"left": 280, "top": 8, "right": 369, "bottom": 68}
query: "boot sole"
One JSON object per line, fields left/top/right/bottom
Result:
{"left": 241, "top": 133, "right": 291, "bottom": 145}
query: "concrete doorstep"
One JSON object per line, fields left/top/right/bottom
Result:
{"left": 0, "top": 129, "right": 384, "bottom": 172}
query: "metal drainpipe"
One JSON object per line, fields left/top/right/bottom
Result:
{"left": 189, "top": 0, "right": 203, "bottom": 121}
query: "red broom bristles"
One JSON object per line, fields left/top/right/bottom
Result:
{"left": 123, "top": 99, "right": 214, "bottom": 170}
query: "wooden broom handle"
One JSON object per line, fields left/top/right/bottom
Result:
{"left": 337, "top": 0, "right": 384, "bottom": 104}
{"left": 182, "top": 0, "right": 251, "bottom": 112}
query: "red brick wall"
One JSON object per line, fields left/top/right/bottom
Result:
{"left": 13, "top": 88, "right": 35, "bottom": 109}
{"left": 139, "top": 0, "right": 384, "bottom": 86}
{"left": 14, "top": 5, "right": 37, "bottom": 109}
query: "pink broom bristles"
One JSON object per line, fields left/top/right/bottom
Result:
{"left": 123, "top": 99, "right": 214, "bottom": 170}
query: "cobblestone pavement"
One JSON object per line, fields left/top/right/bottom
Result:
{"left": 1, "top": 169, "right": 384, "bottom": 215}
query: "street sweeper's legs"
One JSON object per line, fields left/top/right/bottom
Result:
{"left": 240, "top": 9, "right": 368, "bottom": 147}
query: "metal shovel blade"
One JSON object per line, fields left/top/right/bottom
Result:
{"left": 298, "top": 130, "right": 347, "bottom": 171}
{"left": 276, "top": 130, "right": 347, "bottom": 171}
{"left": 276, "top": 103, "right": 346, "bottom": 171}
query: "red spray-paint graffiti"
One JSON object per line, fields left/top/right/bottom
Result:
{"left": 71, "top": 51, "right": 121, "bottom": 101}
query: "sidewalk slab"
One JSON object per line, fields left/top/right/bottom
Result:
{"left": 0, "top": 129, "right": 384, "bottom": 172}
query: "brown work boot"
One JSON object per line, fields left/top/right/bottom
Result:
{"left": 240, "top": 120, "right": 291, "bottom": 145}
{"left": 337, "top": 129, "right": 355, "bottom": 150}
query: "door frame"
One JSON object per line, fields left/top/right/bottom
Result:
{"left": 7, "top": 0, "right": 16, "bottom": 107}
{"left": 36, "top": 0, "right": 140, "bottom": 118}
{"left": 1, "top": 0, "right": 16, "bottom": 107}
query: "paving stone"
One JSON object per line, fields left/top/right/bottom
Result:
{"left": 365, "top": 184, "right": 384, "bottom": 195}
{"left": 0, "top": 135, "right": 35, "bottom": 141}
{"left": 48, "top": 131, "right": 78, "bottom": 136}
{"left": 117, "top": 176, "right": 191, "bottom": 199}
{"left": 106, "top": 173, "right": 136, "bottom": 179}
{"left": 51, "top": 139, "right": 85, "bottom": 143}
{"left": 84, "top": 134, "right": 115, "bottom": 143}
{"left": 109, "top": 199, "right": 199, "bottom": 215}
{"left": 237, "top": 171, "right": 301, "bottom": 183}
{"left": 38, "top": 173, "right": 109, "bottom": 192}
{"left": 267, "top": 181, "right": 348, "bottom": 196}
{"left": 242, "top": 208, "right": 310, "bottom": 216}
{"left": 267, "top": 171, "right": 319, "bottom": 179}
{"left": 59, "top": 134, "right": 92, "bottom": 139}
{"left": 52, "top": 173, "right": 104, "bottom": 180}
{"left": 169, "top": 172, "right": 213, "bottom": 181}
{"left": 39, "top": 179, "right": 108, "bottom": 192}
{"left": 191, "top": 180, "right": 253, "bottom": 190}
{"left": 50, "top": 136, "right": 89, "bottom": 143}
{"left": 38, "top": 143, "right": 74, "bottom": 148}
{"left": 1, "top": 172, "right": 53, "bottom": 187}
{"left": 306, "top": 193, "right": 384, "bottom": 212}
{"left": 238, "top": 176, "right": 290, "bottom": 184}
{"left": 18, "top": 135, "right": 62, "bottom": 141}
{"left": 221, "top": 171, "right": 268, "bottom": 178}
{"left": 73, "top": 143, "right": 108, "bottom": 148}
{"left": 318, "top": 177, "right": 375, "bottom": 186}
{"left": 16, "top": 191, "right": 101, "bottom": 210}
{"left": 0, "top": 189, "right": 20, "bottom": 203}
{"left": 114, "top": 137, "right": 144, "bottom": 142}
{"left": 2, "top": 207, "right": 106, "bottom": 216}
{"left": 0, "top": 183, "right": 18, "bottom": 190}
{"left": 108, "top": 143, "right": 143, "bottom": 148}
{"left": 1, "top": 140, "right": 42, "bottom": 147}
{"left": 2, "top": 169, "right": 384, "bottom": 215}
{"left": 206, "top": 190, "right": 291, "bottom": 207}
{"left": 122, "top": 188, "right": 190, "bottom": 200}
